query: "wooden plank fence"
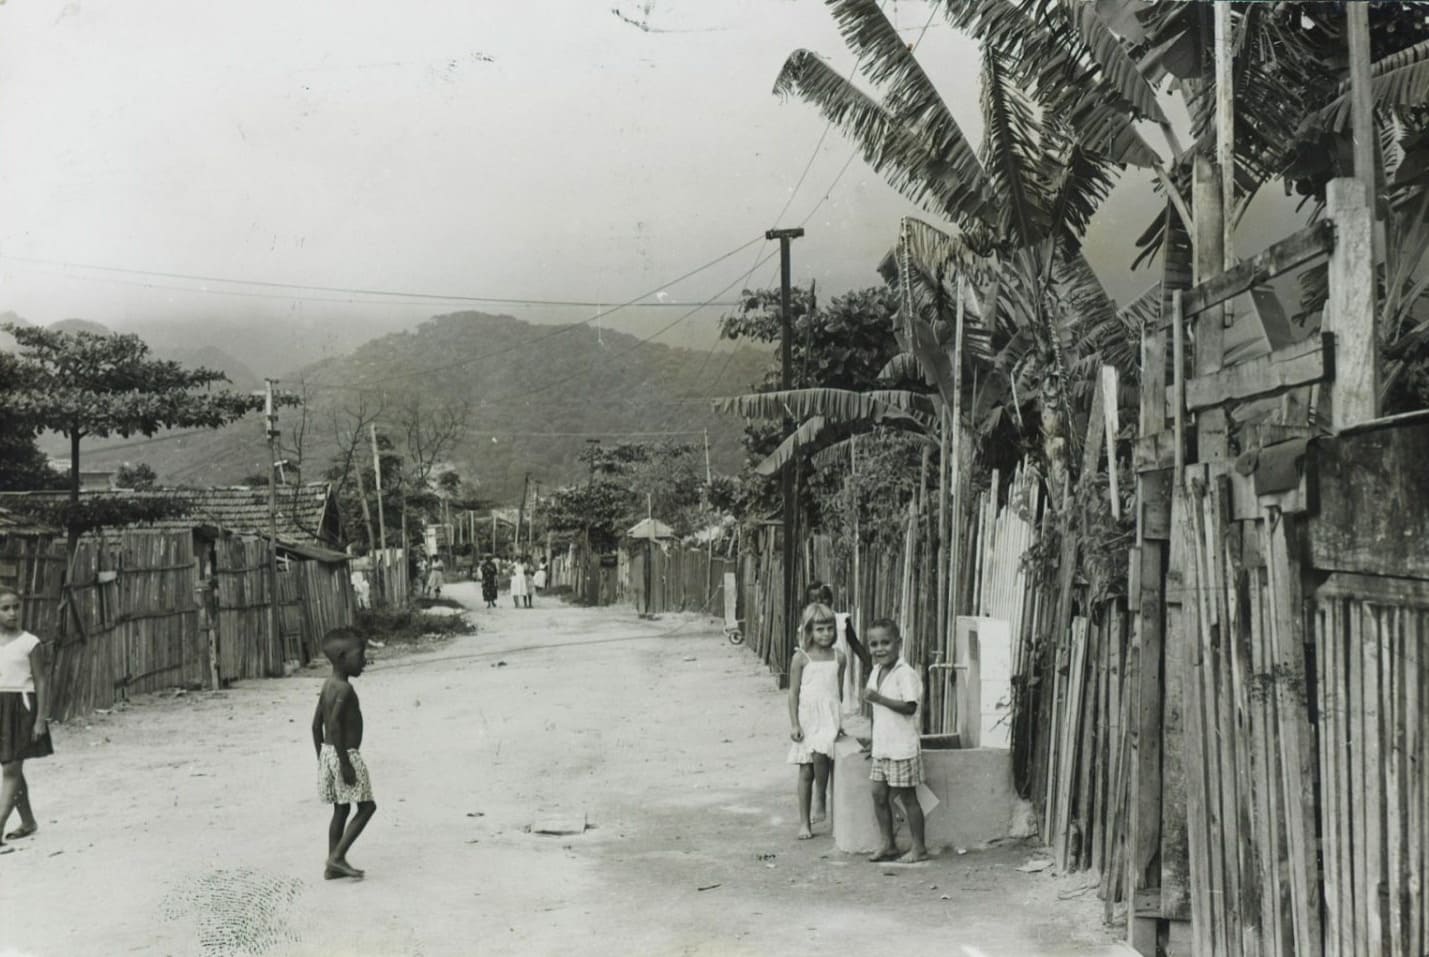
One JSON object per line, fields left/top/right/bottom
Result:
{"left": 0, "top": 528, "right": 358, "bottom": 720}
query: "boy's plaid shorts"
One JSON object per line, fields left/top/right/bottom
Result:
{"left": 869, "top": 755, "right": 923, "bottom": 788}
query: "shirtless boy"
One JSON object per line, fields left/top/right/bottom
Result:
{"left": 311, "top": 628, "right": 377, "bottom": 880}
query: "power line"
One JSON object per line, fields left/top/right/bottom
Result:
{"left": 0, "top": 252, "right": 750, "bottom": 310}
{"left": 464, "top": 248, "right": 779, "bottom": 409}
{"left": 798, "top": 4, "right": 941, "bottom": 229}
{"left": 2, "top": 259, "right": 744, "bottom": 309}
{"left": 294, "top": 235, "right": 765, "bottom": 393}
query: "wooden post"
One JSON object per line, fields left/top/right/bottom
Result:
{"left": 1345, "top": 0, "right": 1385, "bottom": 266}
{"left": 1326, "top": 178, "right": 1379, "bottom": 429}
{"left": 1131, "top": 228, "right": 1173, "bottom": 950}
{"left": 1214, "top": 1, "right": 1235, "bottom": 268}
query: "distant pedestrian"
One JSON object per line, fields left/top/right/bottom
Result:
{"left": 425, "top": 556, "right": 444, "bottom": 599}
{"left": 350, "top": 569, "right": 371, "bottom": 609}
{"left": 479, "top": 555, "right": 499, "bottom": 609}
{"left": 0, "top": 587, "right": 53, "bottom": 851}
{"left": 862, "top": 618, "right": 927, "bottom": 863}
{"left": 533, "top": 558, "right": 548, "bottom": 594}
{"left": 787, "top": 602, "right": 844, "bottom": 841}
{"left": 311, "top": 628, "right": 377, "bottom": 880}
{"left": 510, "top": 558, "right": 529, "bottom": 609}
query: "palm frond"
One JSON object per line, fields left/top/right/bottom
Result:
{"left": 714, "top": 387, "right": 937, "bottom": 426}
{"left": 828, "top": 0, "right": 993, "bottom": 198}
{"left": 1118, "top": 281, "right": 1162, "bottom": 335}
{"left": 1321, "top": 37, "right": 1429, "bottom": 131}
{"left": 774, "top": 51, "right": 996, "bottom": 228}
{"left": 878, "top": 352, "right": 923, "bottom": 382}
{"left": 1060, "top": 0, "right": 1168, "bottom": 124}
{"left": 752, "top": 415, "right": 829, "bottom": 476}
{"left": 980, "top": 44, "right": 1049, "bottom": 246}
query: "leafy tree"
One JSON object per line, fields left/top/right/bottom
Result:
{"left": 718, "top": 285, "right": 911, "bottom": 529}
{"left": 0, "top": 351, "right": 64, "bottom": 492}
{"left": 114, "top": 462, "right": 159, "bottom": 490}
{"left": 538, "top": 480, "right": 634, "bottom": 552}
{"left": 0, "top": 323, "right": 279, "bottom": 554}
{"left": 571, "top": 441, "right": 712, "bottom": 537}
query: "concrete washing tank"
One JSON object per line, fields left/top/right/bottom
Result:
{"left": 831, "top": 727, "right": 1017, "bottom": 854}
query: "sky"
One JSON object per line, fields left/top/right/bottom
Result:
{"left": 0, "top": 0, "right": 1304, "bottom": 354}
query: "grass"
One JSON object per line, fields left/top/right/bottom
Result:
{"left": 352, "top": 604, "right": 471, "bottom": 647}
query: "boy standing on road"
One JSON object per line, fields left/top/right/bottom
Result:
{"left": 311, "top": 628, "right": 377, "bottom": 880}
{"left": 862, "top": 618, "right": 928, "bottom": 863}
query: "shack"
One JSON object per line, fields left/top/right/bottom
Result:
{"left": 0, "top": 483, "right": 356, "bottom": 718}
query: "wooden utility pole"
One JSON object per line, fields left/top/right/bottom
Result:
{"left": 369, "top": 424, "right": 388, "bottom": 588}
{"left": 264, "top": 379, "right": 283, "bottom": 675}
{"left": 516, "top": 472, "right": 531, "bottom": 557}
{"left": 767, "top": 226, "right": 804, "bottom": 687}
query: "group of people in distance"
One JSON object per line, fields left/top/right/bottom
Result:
{"left": 787, "top": 582, "right": 928, "bottom": 863}
{"left": 477, "top": 554, "right": 547, "bottom": 610}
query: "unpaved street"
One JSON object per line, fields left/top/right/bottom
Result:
{"left": 1, "top": 586, "right": 1125, "bottom": 957}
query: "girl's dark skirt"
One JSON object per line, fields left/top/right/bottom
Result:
{"left": 0, "top": 692, "right": 53, "bottom": 764}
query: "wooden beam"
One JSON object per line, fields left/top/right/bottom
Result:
{"left": 1178, "top": 220, "right": 1335, "bottom": 321}
{"left": 1134, "top": 431, "right": 1178, "bottom": 473}
{"left": 1182, "top": 333, "right": 1333, "bottom": 411}
{"left": 1325, "top": 179, "right": 1378, "bottom": 429}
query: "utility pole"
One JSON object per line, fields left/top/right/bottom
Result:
{"left": 517, "top": 472, "right": 531, "bottom": 557}
{"left": 767, "top": 226, "right": 804, "bottom": 688}
{"left": 369, "top": 424, "right": 389, "bottom": 600}
{"left": 264, "top": 379, "right": 283, "bottom": 675}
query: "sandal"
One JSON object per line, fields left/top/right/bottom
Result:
{"left": 4, "top": 825, "right": 37, "bottom": 841}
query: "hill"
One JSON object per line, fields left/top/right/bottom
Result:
{"left": 70, "top": 312, "right": 772, "bottom": 501}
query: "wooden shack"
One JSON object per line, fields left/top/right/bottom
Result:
{"left": 0, "top": 484, "right": 355, "bottom": 719}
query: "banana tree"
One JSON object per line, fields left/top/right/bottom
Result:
{"left": 774, "top": 0, "right": 1159, "bottom": 504}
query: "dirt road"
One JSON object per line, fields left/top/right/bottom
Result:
{"left": 1, "top": 584, "right": 1127, "bottom": 957}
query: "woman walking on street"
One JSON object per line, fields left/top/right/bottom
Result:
{"left": 0, "top": 587, "right": 53, "bottom": 852}
{"left": 480, "top": 555, "right": 499, "bottom": 608}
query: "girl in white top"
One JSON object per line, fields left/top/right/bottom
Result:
{"left": 510, "top": 559, "right": 529, "bottom": 608}
{"left": 0, "top": 586, "right": 53, "bottom": 850}
{"left": 786, "top": 602, "right": 845, "bottom": 840}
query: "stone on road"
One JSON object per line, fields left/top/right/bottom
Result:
{"left": 0, "top": 582, "right": 1124, "bottom": 956}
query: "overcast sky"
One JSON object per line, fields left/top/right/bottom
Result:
{"left": 0, "top": 0, "right": 1302, "bottom": 352}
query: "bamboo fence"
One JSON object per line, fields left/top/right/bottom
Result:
{"left": 0, "top": 528, "right": 358, "bottom": 719}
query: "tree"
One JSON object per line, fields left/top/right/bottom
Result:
{"left": 114, "top": 463, "right": 158, "bottom": 490}
{"left": 773, "top": 0, "right": 1151, "bottom": 504}
{"left": 0, "top": 323, "right": 277, "bottom": 554}
{"left": 0, "top": 353, "right": 64, "bottom": 492}
{"left": 538, "top": 480, "right": 633, "bottom": 552}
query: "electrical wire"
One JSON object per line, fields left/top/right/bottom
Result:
{"left": 3, "top": 259, "right": 744, "bottom": 310}
{"left": 0, "top": 252, "right": 749, "bottom": 310}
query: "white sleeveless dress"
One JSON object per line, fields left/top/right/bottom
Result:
{"left": 786, "top": 651, "right": 842, "bottom": 764}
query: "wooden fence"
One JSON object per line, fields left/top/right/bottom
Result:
{"left": 1, "top": 531, "right": 204, "bottom": 719}
{"left": 625, "top": 543, "right": 734, "bottom": 616}
{"left": 550, "top": 544, "right": 618, "bottom": 606}
{"left": 0, "top": 529, "right": 358, "bottom": 720}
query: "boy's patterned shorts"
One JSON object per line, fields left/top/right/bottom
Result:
{"left": 318, "top": 745, "right": 374, "bottom": 804}
{"left": 870, "top": 755, "right": 923, "bottom": 788}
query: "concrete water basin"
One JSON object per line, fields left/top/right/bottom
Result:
{"left": 832, "top": 729, "right": 1016, "bottom": 854}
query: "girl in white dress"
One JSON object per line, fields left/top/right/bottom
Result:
{"left": 509, "top": 559, "right": 528, "bottom": 608}
{"left": 786, "top": 602, "right": 845, "bottom": 840}
{"left": 0, "top": 587, "right": 52, "bottom": 850}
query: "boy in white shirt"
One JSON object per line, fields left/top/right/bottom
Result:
{"left": 862, "top": 618, "right": 928, "bottom": 863}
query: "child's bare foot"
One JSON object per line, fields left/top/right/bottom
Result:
{"left": 897, "top": 848, "right": 930, "bottom": 863}
{"left": 324, "top": 858, "right": 365, "bottom": 879}
{"left": 796, "top": 825, "right": 814, "bottom": 840}
{"left": 867, "top": 847, "right": 900, "bottom": 862}
{"left": 3, "top": 824, "right": 37, "bottom": 841}
{"left": 811, "top": 805, "right": 826, "bottom": 824}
